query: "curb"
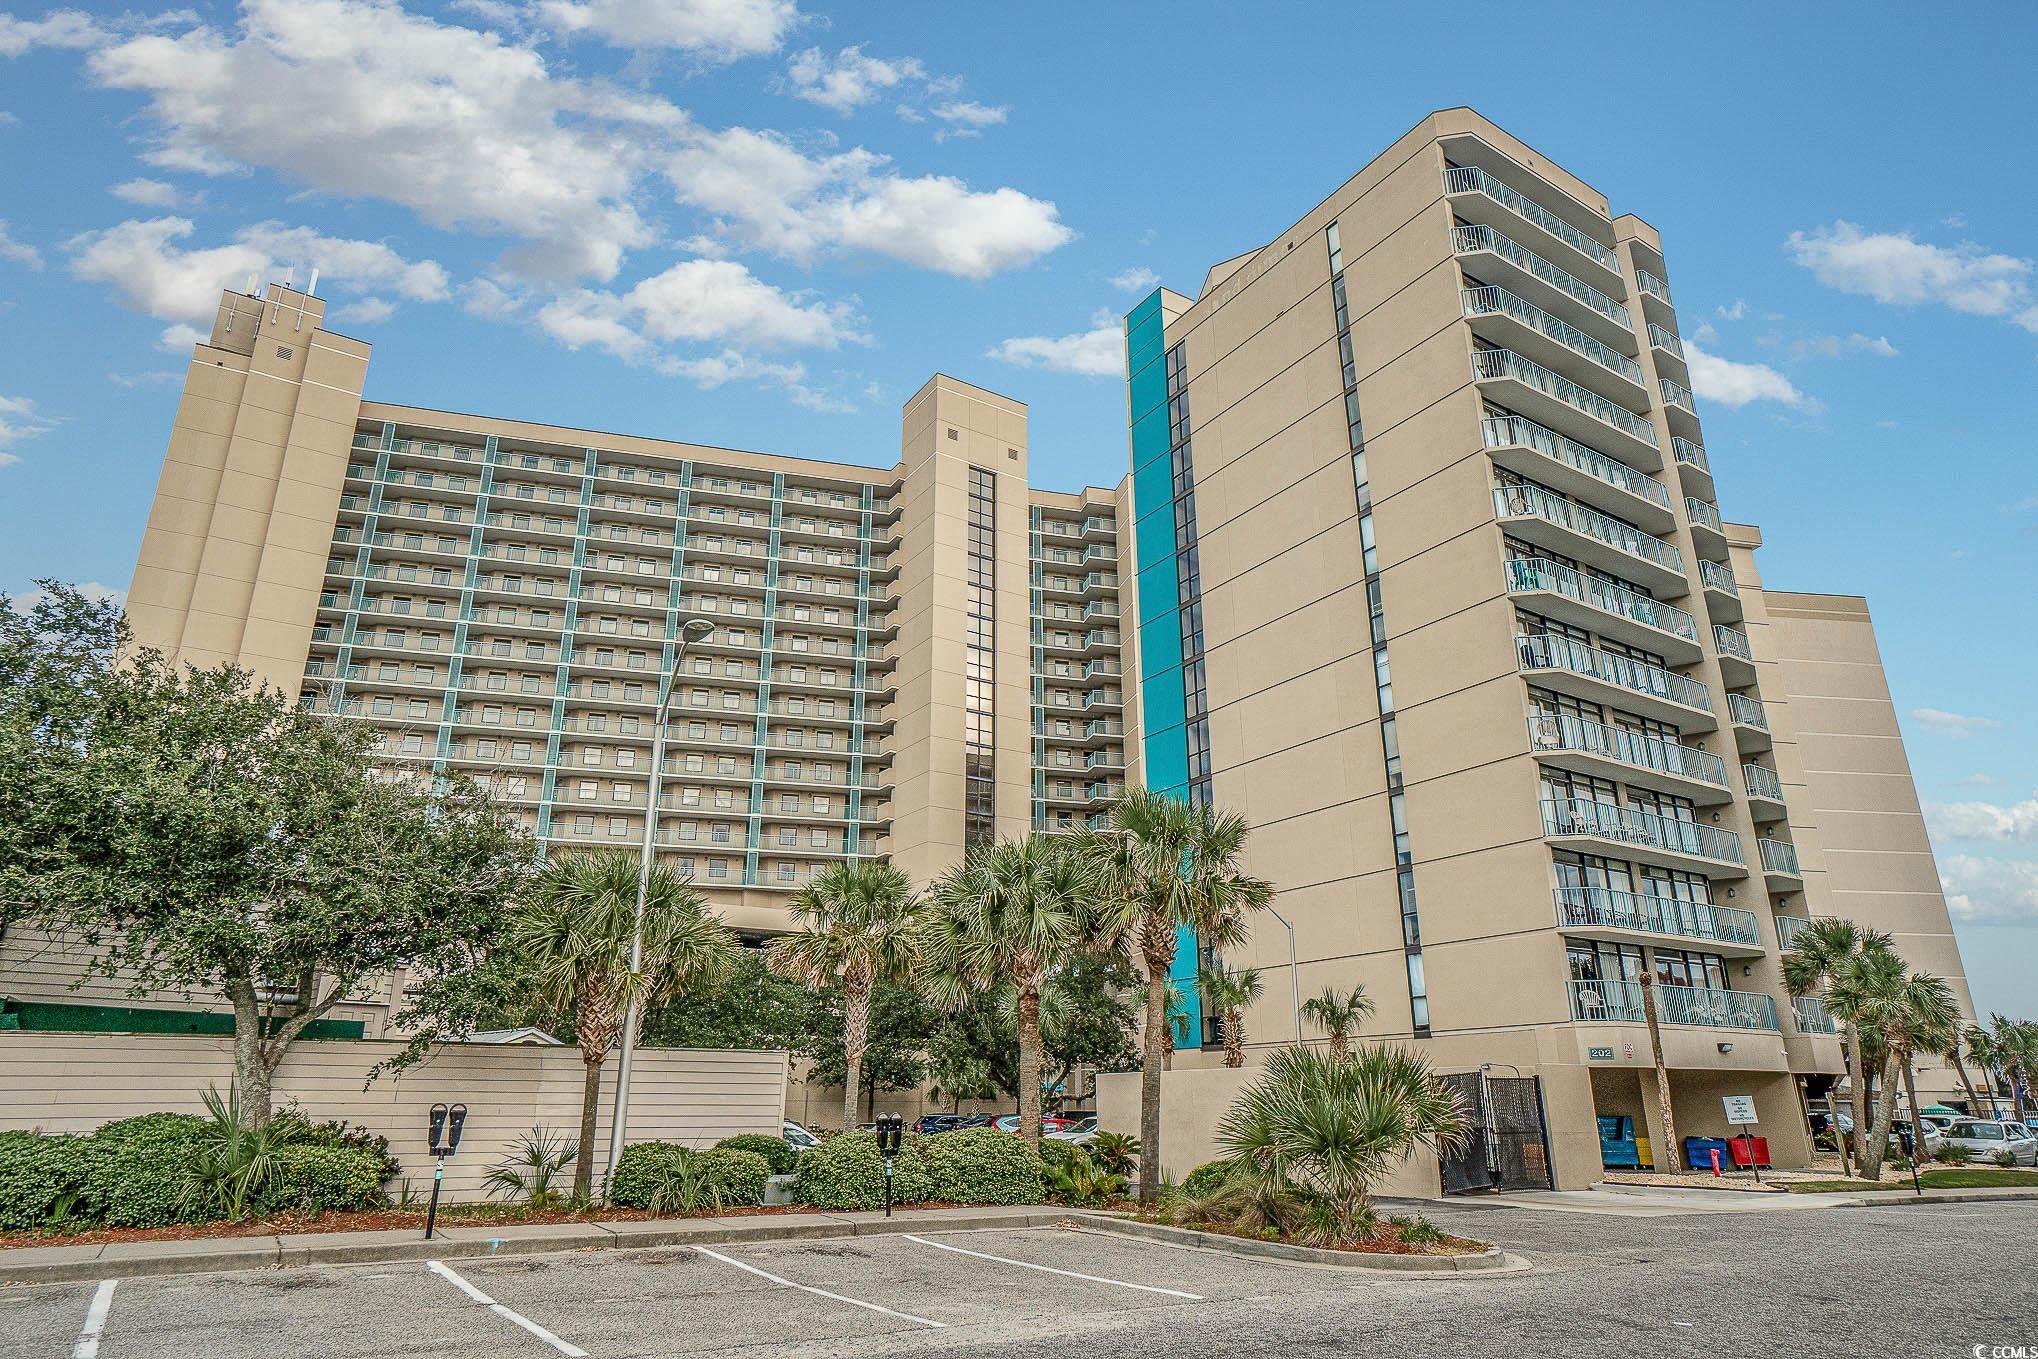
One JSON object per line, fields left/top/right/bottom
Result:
{"left": 0, "top": 1207, "right": 1077, "bottom": 1288}
{"left": 1787, "top": 1186, "right": 2038, "bottom": 1207}
{"left": 1070, "top": 1213, "right": 1528, "bottom": 1274}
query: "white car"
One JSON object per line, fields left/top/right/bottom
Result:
{"left": 1941, "top": 1119, "right": 2038, "bottom": 1166}
{"left": 1044, "top": 1116, "right": 1099, "bottom": 1145}
{"left": 783, "top": 1120, "right": 821, "bottom": 1154}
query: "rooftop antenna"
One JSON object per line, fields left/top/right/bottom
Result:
{"left": 293, "top": 267, "right": 316, "bottom": 331}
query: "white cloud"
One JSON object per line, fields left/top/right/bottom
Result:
{"left": 0, "top": 219, "right": 42, "bottom": 269}
{"left": 785, "top": 45, "right": 924, "bottom": 114}
{"left": 534, "top": 258, "right": 862, "bottom": 370}
{"left": 1940, "top": 855, "right": 2038, "bottom": 927}
{"left": 0, "top": 8, "right": 106, "bottom": 57}
{"left": 67, "top": 216, "right": 450, "bottom": 347}
{"left": 1909, "top": 706, "right": 2004, "bottom": 739}
{"left": 111, "top": 177, "right": 199, "bottom": 208}
{"left": 1784, "top": 332, "right": 1899, "bottom": 360}
{"left": 333, "top": 296, "right": 397, "bottom": 326}
{"left": 987, "top": 313, "right": 1121, "bottom": 378}
{"left": 1927, "top": 794, "right": 2038, "bottom": 844}
{"left": 1787, "top": 220, "right": 2038, "bottom": 333}
{"left": 929, "top": 100, "right": 1007, "bottom": 140}
{"left": 538, "top": 0, "right": 797, "bottom": 58}
{"left": 1683, "top": 340, "right": 1816, "bottom": 411}
{"left": 1108, "top": 266, "right": 1159, "bottom": 294}
{"left": 668, "top": 126, "right": 1071, "bottom": 279}
{"left": 87, "top": 0, "right": 677, "bottom": 282}
{"left": 0, "top": 393, "right": 54, "bottom": 463}
{"left": 157, "top": 323, "right": 206, "bottom": 352}
{"left": 1960, "top": 773, "right": 1999, "bottom": 787}
{"left": 1715, "top": 299, "right": 1747, "bottom": 321}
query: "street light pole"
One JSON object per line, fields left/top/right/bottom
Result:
{"left": 1264, "top": 902, "right": 1302, "bottom": 1046}
{"left": 606, "top": 617, "right": 714, "bottom": 1183}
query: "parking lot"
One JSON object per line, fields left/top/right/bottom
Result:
{"left": 4, "top": 1201, "right": 2035, "bottom": 1358}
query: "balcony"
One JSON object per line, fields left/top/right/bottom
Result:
{"left": 1728, "top": 692, "right": 1772, "bottom": 753}
{"left": 1462, "top": 287, "right": 1648, "bottom": 398}
{"left": 1671, "top": 437, "right": 1713, "bottom": 498}
{"left": 1493, "top": 483, "right": 1683, "bottom": 593}
{"left": 1713, "top": 623, "right": 1756, "bottom": 688}
{"left": 1516, "top": 632, "right": 1712, "bottom": 733}
{"left": 1685, "top": 504, "right": 1728, "bottom": 568}
{"left": 1554, "top": 886, "right": 1763, "bottom": 955}
{"left": 1647, "top": 322, "right": 1686, "bottom": 364}
{"left": 1540, "top": 795, "right": 1746, "bottom": 877}
{"left": 1444, "top": 165, "right": 1622, "bottom": 280}
{"left": 1698, "top": 558, "right": 1744, "bottom": 622}
{"left": 1472, "top": 349, "right": 1660, "bottom": 469}
{"left": 1528, "top": 712, "right": 1730, "bottom": 801}
{"left": 1569, "top": 979, "right": 1779, "bottom": 1032}
{"left": 1481, "top": 414, "right": 1673, "bottom": 532}
{"left": 1451, "top": 224, "right": 1634, "bottom": 341}
{"left": 1658, "top": 378, "right": 1702, "bottom": 437}
{"left": 1792, "top": 995, "right": 1838, "bottom": 1035}
{"left": 1636, "top": 268, "right": 1675, "bottom": 319}
{"left": 1775, "top": 913, "right": 1814, "bottom": 951}
{"left": 1505, "top": 557, "right": 1701, "bottom": 663}
{"left": 1759, "top": 837, "right": 1804, "bottom": 893}
{"left": 1744, "top": 762, "right": 1786, "bottom": 820}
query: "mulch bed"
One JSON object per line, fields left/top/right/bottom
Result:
{"left": 1133, "top": 1214, "right": 1486, "bottom": 1257}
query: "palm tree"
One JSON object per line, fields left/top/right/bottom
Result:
{"left": 1217, "top": 1044, "right": 1468, "bottom": 1246}
{"left": 1939, "top": 1026, "right": 1983, "bottom": 1114}
{"left": 1783, "top": 918, "right": 1895, "bottom": 1175}
{"left": 924, "top": 835, "right": 1092, "bottom": 1149}
{"left": 1198, "top": 965, "right": 1263, "bottom": 1068}
{"left": 1132, "top": 978, "right": 1193, "bottom": 1070}
{"left": 1984, "top": 1014, "right": 2038, "bottom": 1121}
{"left": 765, "top": 860, "right": 925, "bottom": 1132}
{"left": 1962, "top": 1022, "right": 2006, "bottom": 1117}
{"left": 1848, "top": 959, "right": 1960, "bottom": 1179}
{"left": 1073, "top": 787, "right": 1274, "bottom": 1204}
{"left": 1302, "top": 983, "right": 1375, "bottom": 1059}
{"left": 514, "top": 849, "right": 738, "bottom": 1200}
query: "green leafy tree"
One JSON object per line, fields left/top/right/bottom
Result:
{"left": 1217, "top": 1044, "right": 1468, "bottom": 1246}
{"left": 1301, "top": 983, "right": 1375, "bottom": 1059}
{"left": 513, "top": 849, "right": 738, "bottom": 1200}
{"left": 638, "top": 948, "right": 814, "bottom": 1051}
{"left": 925, "top": 835, "right": 1091, "bottom": 1148}
{"left": 1073, "top": 787, "right": 1274, "bottom": 1202}
{"left": 1, "top": 592, "right": 534, "bottom": 1127}
{"left": 1783, "top": 918, "right": 1894, "bottom": 1174}
{"left": 1038, "top": 953, "right": 1140, "bottom": 1107}
{"left": 1198, "top": 965, "right": 1263, "bottom": 1069}
{"left": 765, "top": 861, "right": 927, "bottom": 1132}
{"left": 927, "top": 985, "right": 1020, "bottom": 1111}
{"left": 798, "top": 981, "right": 941, "bottom": 1124}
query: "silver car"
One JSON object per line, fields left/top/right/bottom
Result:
{"left": 1941, "top": 1119, "right": 2038, "bottom": 1166}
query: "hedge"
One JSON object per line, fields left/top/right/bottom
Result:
{"left": 1179, "top": 1158, "right": 1236, "bottom": 1199}
{"left": 0, "top": 1131, "right": 86, "bottom": 1231}
{"left": 695, "top": 1148, "right": 772, "bottom": 1207}
{"left": 793, "top": 1132, "right": 935, "bottom": 1212}
{"left": 919, "top": 1129, "right": 1046, "bottom": 1206}
{"left": 610, "top": 1143, "right": 774, "bottom": 1210}
{"left": 74, "top": 1114, "right": 207, "bottom": 1228}
{"left": 257, "top": 1144, "right": 388, "bottom": 1217}
{"left": 712, "top": 1133, "right": 797, "bottom": 1177}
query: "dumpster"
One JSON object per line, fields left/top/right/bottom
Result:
{"left": 1728, "top": 1135, "right": 1771, "bottom": 1168}
{"left": 1598, "top": 1115, "right": 1642, "bottom": 1168}
{"left": 1684, "top": 1136, "right": 1731, "bottom": 1170}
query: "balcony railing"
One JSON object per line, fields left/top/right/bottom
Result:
{"left": 1481, "top": 414, "right": 1671, "bottom": 510}
{"left": 1637, "top": 268, "right": 1674, "bottom": 305}
{"left": 1672, "top": 437, "right": 1709, "bottom": 474}
{"left": 1647, "top": 323, "right": 1685, "bottom": 359}
{"left": 1541, "top": 795, "right": 1744, "bottom": 865}
{"left": 1451, "top": 224, "right": 1632, "bottom": 327}
{"left": 1529, "top": 712, "right": 1728, "bottom": 787}
{"left": 1744, "top": 763, "right": 1784, "bottom": 801}
{"left": 1568, "top": 979, "right": 1778, "bottom": 1030}
{"left": 1494, "top": 484, "right": 1682, "bottom": 572}
{"left": 1776, "top": 914, "right": 1814, "bottom": 950}
{"left": 1685, "top": 496, "right": 1723, "bottom": 534}
{"left": 1728, "top": 693, "right": 1770, "bottom": 731}
{"left": 1698, "top": 559, "right": 1740, "bottom": 597}
{"left": 1714, "top": 623, "right": 1752, "bottom": 663}
{"left": 1759, "top": 838, "right": 1802, "bottom": 877}
{"left": 1472, "top": 350, "right": 1657, "bottom": 446}
{"left": 1555, "top": 886, "right": 1759, "bottom": 948}
{"left": 1516, "top": 632, "right": 1710, "bottom": 713}
{"left": 1506, "top": 557, "right": 1699, "bottom": 643}
{"left": 1463, "top": 287, "right": 1645, "bottom": 386}
{"left": 1444, "top": 166, "right": 1620, "bottom": 271}
{"left": 1792, "top": 995, "right": 1838, "bottom": 1035}
{"left": 1660, "top": 378, "right": 1698, "bottom": 414}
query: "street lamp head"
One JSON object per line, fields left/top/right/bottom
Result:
{"left": 680, "top": 617, "right": 714, "bottom": 644}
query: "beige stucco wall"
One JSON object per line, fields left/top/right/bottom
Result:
{"left": 0, "top": 1034, "right": 787, "bottom": 1202}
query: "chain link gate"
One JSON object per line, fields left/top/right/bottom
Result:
{"left": 1439, "top": 1071, "right": 1555, "bottom": 1194}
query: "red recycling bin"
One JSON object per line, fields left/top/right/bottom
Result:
{"left": 1728, "top": 1135, "right": 1770, "bottom": 1168}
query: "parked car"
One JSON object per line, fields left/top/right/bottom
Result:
{"left": 783, "top": 1120, "right": 820, "bottom": 1154}
{"left": 1045, "top": 1116, "right": 1099, "bottom": 1144}
{"left": 913, "top": 1114, "right": 992, "bottom": 1135}
{"left": 1942, "top": 1119, "right": 2038, "bottom": 1166}
{"left": 1889, "top": 1119, "right": 1945, "bottom": 1158}
{"left": 991, "top": 1114, "right": 1078, "bottom": 1135}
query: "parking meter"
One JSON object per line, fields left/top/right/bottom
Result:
{"left": 423, "top": 1103, "right": 469, "bottom": 1240}
{"left": 875, "top": 1114, "right": 904, "bottom": 1218}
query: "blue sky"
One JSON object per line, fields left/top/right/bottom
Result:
{"left": 1, "top": 1, "right": 2033, "bottom": 1016}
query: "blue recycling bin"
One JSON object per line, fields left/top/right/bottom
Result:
{"left": 1684, "top": 1136, "right": 1731, "bottom": 1170}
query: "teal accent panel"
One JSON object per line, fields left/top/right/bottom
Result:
{"left": 1169, "top": 939, "right": 1205, "bottom": 1047}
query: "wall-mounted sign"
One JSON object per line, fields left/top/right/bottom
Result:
{"left": 1587, "top": 1047, "right": 1617, "bottom": 1061}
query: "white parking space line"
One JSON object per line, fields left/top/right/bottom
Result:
{"left": 426, "top": 1260, "right": 589, "bottom": 1357}
{"left": 691, "top": 1246, "right": 947, "bottom": 1329}
{"left": 903, "top": 1234, "right": 1205, "bottom": 1300}
{"left": 72, "top": 1280, "right": 116, "bottom": 1359}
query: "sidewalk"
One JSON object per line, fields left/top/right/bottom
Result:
{"left": 1410, "top": 1183, "right": 2038, "bottom": 1218}
{"left": 0, "top": 1204, "right": 1078, "bottom": 1287}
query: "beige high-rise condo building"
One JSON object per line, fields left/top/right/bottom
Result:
{"left": 1115, "top": 107, "right": 1973, "bottom": 1189}
{"left": 9, "top": 106, "right": 1972, "bottom": 1191}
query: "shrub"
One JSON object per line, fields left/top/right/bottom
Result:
{"left": 919, "top": 1128, "right": 1045, "bottom": 1206}
{"left": 1035, "top": 1138, "right": 1085, "bottom": 1172}
{"left": 0, "top": 1131, "right": 87, "bottom": 1230}
{"left": 696, "top": 1148, "right": 772, "bottom": 1206}
{"left": 481, "top": 1127, "right": 577, "bottom": 1209}
{"left": 611, "top": 1143, "right": 773, "bottom": 1211}
{"left": 1179, "top": 1159, "right": 1236, "bottom": 1199}
{"left": 1044, "top": 1151, "right": 1124, "bottom": 1208}
{"left": 1088, "top": 1132, "right": 1141, "bottom": 1178}
{"left": 713, "top": 1133, "right": 797, "bottom": 1177}
{"left": 1389, "top": 1213, "right": 1443, "bottom": 1245}
{"left": 794, "top": 1132, "right": 934, "bottom": 1212}
{"left": 180, "top": 1086, "right": 309, "bottom": 1222}
{"left": 257, "top": 1144, "right": 387, "bottom": 1217}
{"left": 1934, "top": 1143, "right": 1973, "bottom": 1165}
{"left": 1997, "top": 1150, "right": 2018, "bottom": 1168}
{"left": 76, "top": 1114, "right": 206, "bottom": 1228}
{"left": 275, "top": 1105, "right": 401, "bottom": 1187}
